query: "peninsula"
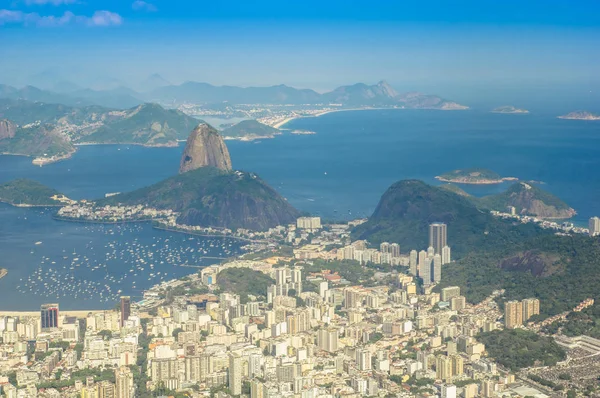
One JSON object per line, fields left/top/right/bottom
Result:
{"left": 435, "top": 168, "right": 517, "bottom": 184}
{"left": 0, "top": 179, "right": 74, "bottom": 207}
{"left": 221, "top": 120, "right": 281, "bottom": 141}
{"left": 558, "top": 111, "right": 600, "bottom": 120}
{"left": 492, "top": 106, "right": 529, "bottom": 114}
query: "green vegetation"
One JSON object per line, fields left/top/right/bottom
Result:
{"left": 300, "top": 259, "right": 375, "bottom": 285}
{"left": 36, "top": 368, "right": 115, "bottom": 389}
{"left": 352, "top": 180, "right": 543, "bottom": 257}
{"left": 0, "top": 179, "right": 66, "bottom": 206}
{"left": 543, "top": 304, "right": 600, "bottom": 339}
{"left": 478, "top": 182, "right": 575, "bottom": 218}
{"left": 439, "top": 235, "right": 600, "bottom": 319}
{"left": 437, "top": 168, "right": 502, "bottom": 183}
{"left": 82, "top": 103, "right": 200, "bottom": 145}
{"left": 477, "top": 329, "right": 566, "bottom": 370}
{"left": 221, "top": 120, "right": 281, "bottom": 139}
{"left": 0, "top": 122, "right": 74, "bottom": 158}
{"left": 98, "top": 166, "right": 300, "bottom": 231}
{"left": 217, "top": 268, "right": 275, "bottom": 303}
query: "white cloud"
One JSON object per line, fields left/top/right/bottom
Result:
{"left": 131, "top": 0, "right": 157, "bottom": 12}
{"left": 0, "top": 9, "right": 123, "bottom": 26}
{"left": 24, "top": 0, "right": 77, "bottom": 5}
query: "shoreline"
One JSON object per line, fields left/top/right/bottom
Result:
{"left": 435, "top": 176, "right": 519, "bottom": 185}
{"left": 0, "top": 201, "right": 63, "bottom": 208}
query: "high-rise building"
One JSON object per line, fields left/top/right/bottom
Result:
{"left": 40, "top": 303, "right": 59, "bottom": 329}
{"left": 228, "top": 352, "right": 242, "bottom": 396}
{"left": 441, "top": 246, "right": 451, "bottom": 265}
{"left": 522, "top": 298, "right": 540, "bottom": 321}
{"left": 120, "top": 296, "right": 131, "bottom": 327}
{"left": 420, "top": 257, "right": 432, "bottom": 285}
{"left": 115, "top": 366, "right": 134, "bottom": 398}
{"left": 441, "top": 384, "right": 457, "bottom": 398}
{"left": 296, "top": 217, "right": 322, "bottom": 230}
{"left": 356, "top": 347, "right": 372, "bottom": 371}
{"left": 504, "top": 300, "right": 523, "bottom": 329}
{"left": 433, "top": 254, "right": 442, "bottom": 283}
{"left": 436, "top": 356, "right": 453, "bottom": 380}
{"left": 98, "top": 381, "right": 116, "bottom": 398}
{"left": 409, "top": 250, "right": 418, "bottom": 276}
{"left": 429, "top": 222, "right": 448, "bottom": 255}
{"left": 317, "top": 328, "right": 339, "bottom": 353}
{"left": 390, "top": 243, "right": 400, "bottom": 257}
{"left": 589, "top": 217, "right": 600, "bottom": 237}
{"left": 379, "top": 242, "right": 390, "bottom": 254}
{"left": 441, "top": 286, "right": 461, "bottom": 302}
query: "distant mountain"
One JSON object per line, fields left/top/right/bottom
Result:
{"left": 0, "top": 84, "right": 91, "bottom": 107}
{"left": 138, "top": 74, "right": 172, "bottom": 92}
{"left": 321, "top": 81, "right": 398, "bottom": 105}
{"left": 0, "top": 118, "right": 75, "bottom": 158}
{"left": 80, "top": 103, "right": 201, "bottom": 146}
{"left": 179, "top": 124, "right": 232, "bottom": 173}
{"left": 145, "top": 80, "right": 467, "bottom": 109}
{"left": 70, "top": 87, "right": 143, "bottom": 109}
{"left": 146, "top": 82, "right": 322, "bottom": 105}
{"left": 352, "top": 180, "right": 542, "bottom": 256}
{"left": 221, "top": 120, "right": 281, "bottom": 140}
{"left": 99, "top": 166, "right": 300, "bottom": 231}
{"left": 0, "top": 179, "right": 67, "bottom": 207}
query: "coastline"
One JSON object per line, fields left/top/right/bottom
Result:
{"left": 0, "top": 200, "right": 63, "bottom": 208}
{"left": 435, "top": 176, "right": 518, "bottom": 185}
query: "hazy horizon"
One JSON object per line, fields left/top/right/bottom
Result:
{"left": 2, "top": 1, "right": 600, "bottom": 92}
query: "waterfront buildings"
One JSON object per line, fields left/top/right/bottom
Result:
{"left": 40, "top": 303, "right": 59, "bottom": 330}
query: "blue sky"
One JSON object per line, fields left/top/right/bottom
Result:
{"left": 1, "top": 0, "right": 599, "bottom": 92}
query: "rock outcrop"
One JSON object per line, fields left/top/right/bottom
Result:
{"left": 179, "top": 124, "right": 232, "bottom": 173}
{"left": 0, "top": 119, "right": 17, "bottom": 140}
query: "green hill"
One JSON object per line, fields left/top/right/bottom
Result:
{"left": 0, "top": 120, "right": 75, "bottom": 158}
{"left": 352, "top": 179, "right": 542, "bottom": 257}
{"left": 0, "top": 179, "right": 66, "bottom": 206}
{"left": 217, "top": 268, "right": 275, "bottom": 303}
{"left": 98, "top": 166, "right": 300, "bottom": 231}
{"left": 80, "top": 103, "right": 201, "bottom": 146}
{"left": 438, "top": 234, "right": 600, "bottom": 318}
{"left": 479, "top": 182, "right": 576, "bottom": 219}
{"left": 220, "top": 120, "right": 281, "bottom": 140}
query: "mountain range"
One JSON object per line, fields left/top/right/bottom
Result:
{"left": 0, "top": 80, "right": 467, "bottom": 109}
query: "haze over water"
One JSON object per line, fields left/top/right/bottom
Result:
{"left": 1, "top": 109, "right": 599, "bottom": 309}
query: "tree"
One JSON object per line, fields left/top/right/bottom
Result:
{"left": 172, "top": 328, "right": 184, "bottom": 338}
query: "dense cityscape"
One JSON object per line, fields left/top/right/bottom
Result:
{"left": 1, "top": 215, "right": 600, "bottom": 398}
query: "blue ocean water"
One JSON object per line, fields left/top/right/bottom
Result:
{"left": 1, "top": 109, "right": 599, "bottom": 309}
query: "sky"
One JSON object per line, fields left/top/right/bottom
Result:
{"left": 1, "top": 0, "right": 600, "bottom": 96}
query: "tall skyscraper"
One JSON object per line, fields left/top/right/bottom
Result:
{"left": 379, "top": 242, "right": 390, "bottom": 254}
{"left": 420, "top": 257, "right": 432, "bottom": 285}
{"left": 390, "top": 243, "right": 400, "bottom": 257}
{"left": 433, "top": 254, "right": 442, "bottom": 283}
{"left": 441, "top": 246, "right": 451, "bottom": 265}
{"left": 504, "top": 300, "right": 523, "bottom": 329}
{"left": 40, "top": 303, "right": 59, "bottom": 329}
{"left": 356, "top": 347, "right": 372, "bottom": 371}
{"left": 522, "top": 298, "right": 540, "bottom": 321}
{"left": 317, "top": 328, "right": 339, "bottom": 353}
{"left": 409, "top": 250, "right": 418, "bottom": 275}
{"left": 120, "top": 296, "right": 131, "bottom": 327}
{"left": 115, "top": 366, "right": 134, "bottom": 398}
{"left": 429, "top": 222, "right": 448, "bottom": 255}
{"left": 228, "top": 352, "right": 242, "bottom": 395}
{"left": 589, "top": 217, "right": 600, "bottom": 237}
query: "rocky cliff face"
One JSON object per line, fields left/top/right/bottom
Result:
{"left": 179, "top": 123, "right": 232, "bottom": 173}
{"left": 0, "top": 119, "right": 17, "bottom": 140}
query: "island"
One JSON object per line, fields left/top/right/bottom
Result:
{"left": 0, "top": 179, "right": 74, "bottom": 207}
{"left": 558, "top": 111, "right": 600, "bottom": 120}
{"left": 220, "top": 119, "right": 282, "bottom": 141}
{"left": 0, "top": 268, "right": 6, "bottom": 280}
{"left": 492, "top": 106, "right": 529, "bottom": 114}
{"left": 435, "top": 168, "right": 518, "bottom": 184}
